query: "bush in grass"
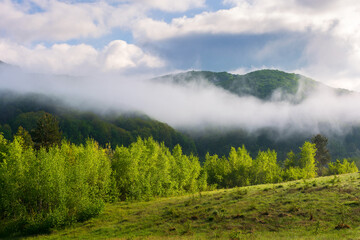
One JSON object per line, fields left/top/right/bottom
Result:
{"left": 328, "top": 159, "right": 359, "bottom": 175}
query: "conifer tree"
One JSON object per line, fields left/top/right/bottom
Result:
{"left": 32, "top": 113, "right": 62, "bottom": 149}
{"left": 311, "top": 134, "right": 331, "bottom": 175}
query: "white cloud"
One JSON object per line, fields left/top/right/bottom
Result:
{"left": 102, "top": 40, "right": 165, "bottom": 70}
{"left": 0, "top": 39, "right": 165, "bottom": 75}
{"left": 0, "top": 0, "right": 206, "bottom": 43}
{"left": 133, "top": 0, "right": 342, "bottom": 41}
{"left": 0, "top": 0, "right": 116, "bottom": 42}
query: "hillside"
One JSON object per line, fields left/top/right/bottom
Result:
{"left": 0, "top": 90, "right": 197, "bottom": 154}
{"left": 21, "top": 173, "right": 360, "bottom": 240}
{"left": 156, "top": 69, "right": 350, "bottom": 101}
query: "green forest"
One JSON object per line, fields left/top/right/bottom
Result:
{"left": 0, "top": 113, "right": 358, "bottom": 237}
{"left": 0, "top": 90, "right": 196, "bottom": 154}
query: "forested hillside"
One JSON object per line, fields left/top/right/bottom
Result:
{"left": 157, "top": 69, "right": 349, "bottom": 100}
{"left": 0, "top": 90, "right": 196, "bottom": 154}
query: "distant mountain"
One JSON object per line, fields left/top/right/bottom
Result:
{"left": 156, "top": 70, "right": 359, "bottom": 162}
{"left": 156, "top": 69, "right": 350, "bottom": 101}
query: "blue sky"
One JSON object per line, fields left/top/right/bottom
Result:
{"left": 1, "top": 0, "right": 360, "bottom": 90}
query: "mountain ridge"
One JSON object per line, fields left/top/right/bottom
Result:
{"left": 156, "top": 69, "right": 351, "bottom": 101}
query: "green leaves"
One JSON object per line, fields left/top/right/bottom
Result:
{"left": 299, "top": 141, "right": 317, "bottom": 179}
{"left": 328, "top": 159, "right": 358, "bottom": 175}
{"left": 253, "top": 149, "right": 282, "bottom": 184}
{"left": 111, "top": 138, "right": 204, "bottom": 201}
{"left": 0, "top": 135, "right": 112, "bottom": 234}
{"left": 32, "top": 113, "right": 62, "bottom": 150}
{"left": 205, "top": 146, "right": 283, "bottom": 188}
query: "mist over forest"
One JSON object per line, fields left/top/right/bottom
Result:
{"left": 1, "top": 63, "right": 360, "bottom": 132}
{"left": 1, "top": 62, "right": 360, "bottom": 160}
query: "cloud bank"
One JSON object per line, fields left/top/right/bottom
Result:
{"left": 0, "top": 39, "right": 164, "bottom": 75}
{"left": 1, "top": 66, "right": 359, "bottom": 137}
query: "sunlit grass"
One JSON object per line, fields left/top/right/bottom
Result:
{"left": 23, "top": 172, "right": 360, "bottom": 240}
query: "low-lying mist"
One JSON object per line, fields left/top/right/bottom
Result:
{"left": 1, "top": 65, "right": 360, "bottom": 137}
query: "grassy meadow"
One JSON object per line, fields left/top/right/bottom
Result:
{"left": 16, "top": 172, "right": 360, "bottom": 240}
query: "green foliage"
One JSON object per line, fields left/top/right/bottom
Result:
{"left": 328, "top": 159, "right": 359, "bottom": 175}
{"left": 283, "top": 142, "right": 318, "bottom": 180}
{"left": 252, "top": 149, "right": 282, "bottom": 184}
{"left": 32, "top": 113, "right": 62, "bottom": 149}
{"left": 283, "top": 166, "right": 304, "bottom": 181}
{"left": 0, "top": 134, "right": 112, "bottom": 235}
{"left": 311, "top": 134, "right": 331, "bottom": 175}
{"left": 0, "top": 123, "right": 12, "bottom": 140}
{"left": 283, "top": 151, "right": 296, "bottom": 169}
{"left": 15, "top": 126, "right": 34, "bottom": 148}
{"left": 204, "top": 153, "right": 230, "bottom": 188}
{"left": 227, "top": 146, "right": 253, "bottom": 187}
{"left": 111, "top": 138, "right": 205, "bottom": 201}
{"left": 299, "top": 141, "right": 318, "bottom": 179}
{"left": 0, "top": 133, "right": 7, "bottom": 163}
{"left": 204, "top": 146, "right": 283, "bottom": 188}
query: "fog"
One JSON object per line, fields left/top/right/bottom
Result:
{"left": 1, "top": 65, "right": 360, "bottom": 137}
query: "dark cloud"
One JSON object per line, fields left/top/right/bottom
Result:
{"left": 141, "top": 32, "right": 309, "bottom": 71}
{"left": 296, "top": 0, "right": 337, "bottom": 9}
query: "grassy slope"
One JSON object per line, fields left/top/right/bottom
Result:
{"left": 22, "top": 173, "right": 360, "bottom": 240}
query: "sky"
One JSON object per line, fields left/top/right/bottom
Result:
{"left": 1, "top": 0, "right": 360, "bottom": 91}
